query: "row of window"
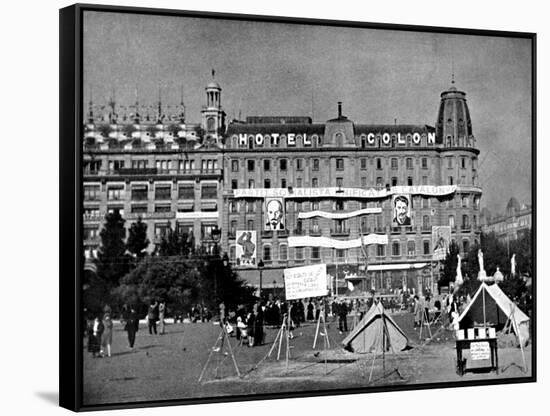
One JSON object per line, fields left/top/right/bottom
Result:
{"left": 231, "top": 156, "right": 477, "bottom": 174}
{"left": 83, "top": 159, "right": 219, "bottom": 174}
{"left": 227, "top": 196, "right": 479, "bottom": 213}
{"left": 228, "top": 238, "right": 474, "bottom": 262}
{"left": 84, "top": 222, "right": 218, "bottom": 241}
{"left": 228, "top": 213, "right": 477, "bottom": 236}
{"left": 84, "top": 183, "right": 218, "bottom": 201}
{"left": 231, "top": 174, "right": 477, "bottom": 190}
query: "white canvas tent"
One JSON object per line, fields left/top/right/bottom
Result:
{"left": 457, "top": 282, "right": 530, "bottom": 346}
{"left": 342, "top": 302, "right": 410, "bottom": 353}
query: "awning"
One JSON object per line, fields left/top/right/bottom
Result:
{"left": 201, "top": 201, "right": 217, "bottom": 210}
{"left": 177, "top": 202, "right": 194, "bottom": 211}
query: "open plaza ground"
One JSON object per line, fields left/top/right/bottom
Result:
{"left": 83, "top": 312, "right": 531, "bottom": 406}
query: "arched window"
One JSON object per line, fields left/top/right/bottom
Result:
{"left": 392, "top": 241, "right": 400, "bottom": 256}
{"left": 206, "top": 117, "right": 216, "bottom": 132}
{"left": 407, "top": 240, "right": 416, "bottom": 257}
{"left": 229, "top": 245, "right": 236, "bottom": 261}
{"left": 463, "top": 239, "right": 470, "bottom": 254}
{"left": 279, "top": 244, "right": 288, "bottom": 261}
{"left": 449, "top": 215, "right": 455, "bottom": 228}
{"left": 263, "top": 245, "right": 271, "bottom": 262}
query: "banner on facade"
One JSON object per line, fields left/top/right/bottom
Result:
{"left": 235, "top": 230, "right": 257, "bottom": 267}
{"left": 432, "top": 226, "right": 451, "bottom": 260}
{"left": 264, "top": 197, "right": 285, "bottom": 230}
{"left": 284, "top": 264, "right": 328, "bottom": 300}
{"left": 233, "top": 185, "right": 457, "bottom": 199}
{"left": 298, "top": 207, "right": 382, "bottom": 220}
{"left": 288, "top": 234, "right": 388, "bottom": 249}
{"left": 392, "top": 194, "right": 412, "bottom": 227}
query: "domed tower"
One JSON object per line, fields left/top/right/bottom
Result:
{"left": 435, "top": 79, "right": 475, "bottom": 148}
{"left": 201, "top": 70, "right": 226, "bottom": 143}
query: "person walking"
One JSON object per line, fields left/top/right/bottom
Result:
{"left": 253, "top": 302, "right": 264, "bottom": 346}
{"left": 89, "top": 315, "right": 104, "bottom": 358}
{"left": 148, "top": 299, "right": 158, "bottom": 335}
{"left": 338, "top": 299, "right": 348, "bottom": 333}
{"left": 413, "top": 296, "right": 422, "bottom": 328}
{"left": 158, "top": 300, "right": 166, "bottom": 335}
{"left": 100, "top": 313, "right": 113, "bottom": 357}
{"left": 124, "top": 307, "right": 139, "bottom": 349}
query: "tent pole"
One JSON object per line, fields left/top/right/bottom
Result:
{"left": 482, "top": 284, "right": 487, "bottom": 329}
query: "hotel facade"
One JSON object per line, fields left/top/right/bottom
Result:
{"left": 83, "top": 78, "right": 482, "bottom": 296}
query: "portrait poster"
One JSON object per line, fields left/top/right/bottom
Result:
{"left": 432, "top": 225, "right": 451, "bottom": 260}
{"left": 264, "top": 197, "right": 285, "bottom": 230}
{"left": 235, "top": 230, "right": 257, "bottom": 267}
{"left": 392, "top": 194, "right": 412, "bottom": 227}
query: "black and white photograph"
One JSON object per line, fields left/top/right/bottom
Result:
{"left": 58, "top": 2, "right": 536, "bottom": 411}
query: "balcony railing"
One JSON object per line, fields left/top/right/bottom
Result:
{"left": 277, "top": 230, "right": 290, "bottom": 238}
{"left": 330, "top": 228, "right": 350, "bottom": 236}
{"left": 261, "top": 230, "right": 273, "bottom": 238}
{"left": 126, "top": 212, "right": 175, "bottom": 220}
{"left": 84, "top": 168, "right": 222, "bottom": 177}
{"left": 309, "top": 230, "right": 322, "bottom": 236}
{"left": 293, "top": 229, "right": 306, "bottom": 236}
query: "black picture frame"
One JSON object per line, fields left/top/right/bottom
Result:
{"left": 60, "top": 3, "right": 536, "bottom": 412}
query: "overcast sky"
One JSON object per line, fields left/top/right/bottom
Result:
{"left": 83, "top": 11, "right": 532, "bottom": 213}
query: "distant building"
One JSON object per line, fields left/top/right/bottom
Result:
{"left": 481, "top": 197, "right": 532, "bottom": 241}
{"left": 82, "top": 78, "right": 225, "bottom": 257}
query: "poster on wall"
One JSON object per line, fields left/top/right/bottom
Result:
{"left": 236, "top": 230, "right": 257, "bottom": 267}
{"left": 392, "top": 194, "right": 412, "bottom": 226}
{"left": 264, "top": 197, "right": 285, "bottom": 230}
{"left": 432, "top": 226, "right": 451, "bottom": 260}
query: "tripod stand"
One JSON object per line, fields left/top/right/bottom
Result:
{"left": 198, "top": 324, "right": 241, "bottom": 382}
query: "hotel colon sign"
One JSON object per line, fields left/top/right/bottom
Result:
{"left": 83, "top": 78, "right": 481, "bottom": 296}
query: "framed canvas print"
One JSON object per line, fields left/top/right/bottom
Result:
{"left": 59, "top": 3, "right": 536, "bottom": 411}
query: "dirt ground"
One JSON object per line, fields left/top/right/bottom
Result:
{"left": 83, "top": 313, "right": 532, "bottom": 406}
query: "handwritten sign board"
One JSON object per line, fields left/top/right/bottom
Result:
{"left": 470, "top": 341, "right": 491, "bottom": 360}
{"left": 284, "top": 264, "right": 328, "bottom": 300}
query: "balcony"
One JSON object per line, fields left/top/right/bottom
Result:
{"left": 261, "top": 230, "right": 273, "bottom": 239}
{"left": 421, "top": 226, "right": 432, "bottom": 233}
{"left": 461, "top": 225, "right": 472, "bottom": 231}
{"left": 309, "top": 229, "right": 322, "bottom": 237}
{"left": 293, "top": 229, "right": 306, "bottom": 236}
{"left": 83, "top": 168, "right": 222, "bottom": 180}
{"left": 330, "top": 228, "right": 350, "bottom": 237}
{"left": 277, "top": 229, "right": 289, "bottom": 238}
{"left": 126, "top": 212, "right": 175, "bottom": 220}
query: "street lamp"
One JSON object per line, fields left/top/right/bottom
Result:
{"left": 258, "top": 258, "right": 264, "bottom": 299}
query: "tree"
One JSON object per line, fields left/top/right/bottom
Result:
{"left": 438, "top": 241, "right": 460, "bottom": 289}
{"left": 127, "top": 216, "right": 149, "bottom": 258}
{"left": 156, "top": 224, "right": 194, "bottom": 257}
{"left": 96, "top": 210, "right": 129, "bottom": 291}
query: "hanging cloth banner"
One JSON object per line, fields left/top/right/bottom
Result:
{"left": 233, "top": 185, "right": 458, "bottom": 199}
{"left": 288, "top": 234, "right": 388, "bottom": 249}
{"left": 298, "top": 207, "right": 382, "bottom": 220}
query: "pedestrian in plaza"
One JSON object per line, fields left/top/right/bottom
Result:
{"left": 148, "top": 299, "right": 158, "bottom": 335}
{"left": 89, "top": 315, "right": 104, "bottom": 358}
{"left": 306, "top": 299, "right": 314, "bottom": 321}
{"left": 158, "top": 300, "right": 166, "bottom": 335}
{"left": 413, "top": 296, "right": 422, "bottom": 328}
{"left": 253, "top": 302, "right": 264, "bottom": 346}
{"left": 338, "top": 299, "right": 348, "bottom": 333}
{"left": 246, "top": 312, "right": 256, "bottom": 347}
{"left": 124, "top": 307, "right": 139, "bottom": 349}
{"left": 100, "top": 312, "right": 113, "bottom": 357}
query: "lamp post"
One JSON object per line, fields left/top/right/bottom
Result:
{"left": 258, "top": 259, "right": 264, "bottom": 299}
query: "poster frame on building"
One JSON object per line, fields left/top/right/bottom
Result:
{"left": 60, "top": 3, "right": 536, "bottom": 412}
{"left": 264, "top": 197, "right": 286, "bottom": 230}
{"left": 235, "top": 230, "right": 258, "bottom": 267}
{"left": 391, "top": 194, "right": 412, "bottom": 227}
